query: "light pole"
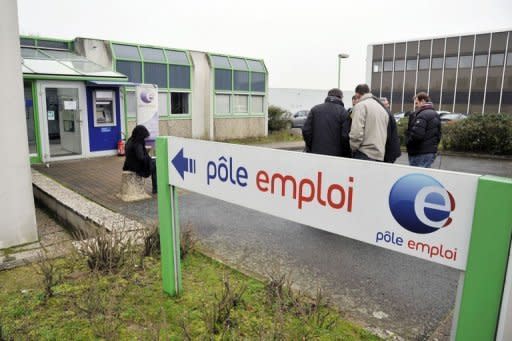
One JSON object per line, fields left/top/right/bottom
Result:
{"left": 337, "top": 53, "right": 350, "bottom": 89}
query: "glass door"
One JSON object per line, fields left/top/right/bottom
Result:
{"left": 40, "top": 83, "right": 86, "bottom": 160}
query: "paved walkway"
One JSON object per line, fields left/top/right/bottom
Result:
{"left": 31, "top": 148, "right": 512, "bottom": 340}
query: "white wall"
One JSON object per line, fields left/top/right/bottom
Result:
{"left": 269, "top": 88, "right": 354, "bottom": 113}
{"left": 0, "top": 0, "right": 38, "bottom": 248}
{"left": 190, "top": 51, "right": 211, "bottom": 139}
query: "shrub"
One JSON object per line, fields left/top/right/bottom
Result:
{"left": 268, "top": 105, "right": 291, "bottom": 131}
{"left": 442, "top": 113, "right": 512, "bottom": 154}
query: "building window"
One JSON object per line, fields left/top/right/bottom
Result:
{"left": 247, "top": 60, "right": 265, "bottom": 72}
{"left": 140, "top": 47, "right": 165, "bottom": 62}
{"left": 251, "top": 72, "right": 265, "bottom": 92}
{"left": 507, "top": 52, "right": 512, "bottom": 66}
{"left": 474, "top": 54, "right": 488, "bottom": 68}
{"left": 230, "top": 57, "right": 248, "bottom": 70}
{"left": 394, "top": 59, "right": 405, "bottom": 71}
{"left": 459, "top": 55, "right": 472, "bottom": 69}
{"left": 490, "top": 53, "right": 505, "bottom": 66}
{"left": 406, "top": 59, "right": 417, "bottom": 71}
{"left": 125, "top": 91, "right": 136, "bottom": 118}
{"left": 215, "top": 94, "right": 230, "bottom": 113}
{"left": 158, "top": 92, "right": 168, "bottom": 116}
{"left": 116, "top": 60, "right": 142, "bottom": 83}
{"left": 383, "top": 61, "right": 393, "bottom": 71}
{"left": 431, "top": 57, "right": 444, "bottom": 69}
{"left": 252, "top": 95, "right": 264, "bottom": 113}
{"left": 20, "top": 38, "right": 35, "bottom": 47}
{"left": 373, "top": 62, "right": 381, "bottom": 73}
{"left": 234, "top": 95, "right": 248, "bottom": 113}
{"left": 170, "top": 92, "right": 189, "bottom": 114}
{"left": 211, "top": 55, "right": 231, "bottom": 68}
{"left": 419, "top": 58, "right": 430, "bottom": 70}
{"left": 112, "top": 44, "right": 140, "bottom": 60}
{"left": 144, "top": 63, "right": 167, "bottom": 88}
{"left": 166, "top": 50, "right": 189, "bottom": 64}
{"left": 215, "top": 69, "right": 232, "bottom": 91}
{"left": 38, "top": 40, "right": 68, "bottom": 50}
{"left": 234, "top": 71, "right": 250, "bottom": 91}
{"left": 169, "top": 65, "right": 191, "bottom": 89}
{"left": 445, "top": 56, "right": 458, "bottom": 69}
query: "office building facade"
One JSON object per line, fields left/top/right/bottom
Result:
{"left": 367, "top": 29, "right": 512, "bottom": 114}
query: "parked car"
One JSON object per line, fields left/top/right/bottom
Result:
{"left": 440, "top": 113, "right": 468, "bottom": 123}
{"left": 291, "top": 110, "right": 309, "bottom": 128}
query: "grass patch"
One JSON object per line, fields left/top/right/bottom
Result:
{"left": 0, "top": 252, "right": 379, "bottom": 340}
{"left": 222, "top": 129, "right": 303, "bottom": 145}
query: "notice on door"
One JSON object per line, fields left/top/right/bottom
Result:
{"left": 64, "top": 100, "right": 77, "bottom": 110}
{"left": 47, "top": 110, "right": 55, "bottom": 120}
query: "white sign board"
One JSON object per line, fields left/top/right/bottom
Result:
{"left": 64, "top": 100, "right": 77, "bottom": 110}
{"left": 136, "top": 84, "right": 159, "bottom": 142}
{"left": 167, "top": 137, "right": 479, "bottom": 270}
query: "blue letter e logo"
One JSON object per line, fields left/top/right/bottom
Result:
{"left": 389, "top": 174, "right": 455, "bottom": 234}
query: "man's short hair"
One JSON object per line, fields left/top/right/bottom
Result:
{"left": 355, "top": 84, "right": 370, "bottom": 95}
{"left": 352, "top": 95, "right": 357, "bottom": 100}
{"left": 414, "top": 92, "right": 430, "bottom": 102}
{"left": 328, "top": 88, "right": 343, "bottom": 99}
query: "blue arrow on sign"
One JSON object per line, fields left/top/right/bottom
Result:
{"left": 171, "top": 148, "right": 196, "bottom": 180}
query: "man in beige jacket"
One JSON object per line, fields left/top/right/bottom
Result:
{"left": 349, "top": 84, "right": 389, "bottom": 161}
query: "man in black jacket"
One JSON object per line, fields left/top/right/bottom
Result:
{"left": 302, "top": 88, "right": 351, "bottom": 157}
{"left": 405, "top": 92, "right": 441, "bottom": 168}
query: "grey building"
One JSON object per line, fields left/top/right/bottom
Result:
{"left": 367, "top": 29, "right": 512, "bottom": 114}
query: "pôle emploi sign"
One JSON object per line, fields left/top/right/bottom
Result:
{"left": 156, "top": 136, "right": 512, "bottom": 341}
{"left": 166, "top": 136, "right": 477, "bottom": 270}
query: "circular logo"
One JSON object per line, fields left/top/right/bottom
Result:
{"left": 389, "top": 174, "right": 455, "bottom": 234}
{"left": 140, "top": 91, "right": 154, "bottom": 104}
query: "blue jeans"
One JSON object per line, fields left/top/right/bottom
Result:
{"left": 409, "top": 153, "right": 436, "bottom": 168}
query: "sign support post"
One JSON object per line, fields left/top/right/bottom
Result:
{"left": 156, "top": 136, "right": 182, "bottom": 296}
{"left": 454, "top": 176, "right": 512, "bottom": 340}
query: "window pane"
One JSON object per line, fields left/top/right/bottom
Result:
{"left": 169, "top": 65, "right": 190, "bottom": 89}
{"left": 383, "top": 61, "right": 393, "bottom": 71}
{"left": 171, "top": 92, "right": 189, "bottom": 114}
{"left": 252, "top": 95, "right": 264, "bottom": 113}
{"left": 112, "top": 44, "right": 140, "bottom": 60}
{"left": 431, "top": 57, "right": 444, "bottom": 69}
{"left": 158, "top": 92, "right": 168, "bottom": 116}
{"left": 21, "top": 48, "right": 51, "bottom": 59}
{"left": 373, "top": 62, "right": 381, "bottom": 72}
{"left": 166, "top": 50, "right": 189, "bottom": 64}
{"left": 419, "top": 58, "right": 430, "bottom": 70}
{"left": 474, "top": 54, "right": 488, "bottom": 67}
{"left": 247, "top": 60, "right": 265, "bottom": 72}
{"left": 126, "top": 92, "right": 136, "bottom": 118}
{"left": 20, "top": 38, "right": 35, "bottom": 47}
{"left": 24, "top": 82, "right": 36, "bottom": 154}
{"left": 234, "top": 95, "right": 248, "bottom": 113}
{"left": 459, "top": 55, "right": 472, "bottom": 68}
{"left": 234, "top": 71, "right": 249, "bottom": 91}
{"left": 215, "top": 94, "right": 230, "bottom": 113}
{"left": 507, "top": 52, "right": 512, "bottom": 66}
{"left": 116, "top": 60, "right": 142, "bottom": 83}
{"left": 37, "top": 40, "right": 68, "bottom": 50}
{"left": 211, "top": 55, "right": 230, "bottom": 68}
{"left": 251, "top": 72, "right": 265, "bottom": 92}
{"left": 215, "top": 69, "right": 232, "bottom": 91}
{"left": 230, "top": 57, "right": 248, "bottom": 70}
{"left": 140, "top": 47, "right": 165, "bottom": 62}
{"left": 406, "top": 59, "right": 416, "bottom": 71}
{"left": 143, "top": 63, "right": 167, "bottom": 88}
{"left": 490, "top": 53, "right": 504, "bottom": 66}
{"left": 445, "top": 56, "right": 458, "bottom": 69}
{"left": 394, "top": 59, "right": 405, "bottom": 71}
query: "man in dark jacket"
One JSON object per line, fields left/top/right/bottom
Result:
{"left": 302, "top": 88, "right": 351, "bottom": 157}
{"left": 123, "top": 125, "right": 157, "bottom": 193}
{"left": 405, "top": 92, "right": 441, "bottom": 168}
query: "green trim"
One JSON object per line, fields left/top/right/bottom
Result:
{"left": 23, "top": 74, "right": 127, "bottom": 82}
{"left": 20, "top": 35, "right": 71, "bottom": 43}
{"left": 31, "top": 80, "right": 43, "bottom": 162}
{"left": 156, "top": 137, "right": 182, "bottom": 296}
{"left": 455, "top": 175, "right": 512, "bottom": 340}
{"left": 30, "top": 155, "right": 42, "bottom": 164}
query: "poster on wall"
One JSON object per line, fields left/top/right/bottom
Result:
{"left": 136, "top": 84, "right": 159, "bottom": 144}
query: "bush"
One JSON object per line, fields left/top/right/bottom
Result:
{"left": 442, "top": 113, "right": 512, "bottom": 154}
{"left": 268, "top": 105, "right": 291, "bottom": 131}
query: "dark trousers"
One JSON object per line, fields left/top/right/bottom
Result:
{"left": 353, "top": 150, "right": 380, "bottom": 162}
{"left": 150, "top": 158, "right": 157, "bottom": 193}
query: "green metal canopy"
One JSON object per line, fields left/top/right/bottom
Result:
{"left": 21, "top": 48, "right": 128, "bottom": 81}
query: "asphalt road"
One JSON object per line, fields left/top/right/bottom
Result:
{"left": 173, "top": 152, "right": 511, "bottom": 339}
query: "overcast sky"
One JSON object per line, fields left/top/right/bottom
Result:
{"left": 17, "top": 0, "right": 512, "bottom": 91}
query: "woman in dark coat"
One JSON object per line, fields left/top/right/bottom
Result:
{"left": 122, "top": 125, "right": 157, "bottom": 193}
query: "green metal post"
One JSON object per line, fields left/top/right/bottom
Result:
{"left": 455, "top": 175, "right": 512, "bottom": 340}
{"left": 156, "top": 136, "right": 182, "bottom": 296}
